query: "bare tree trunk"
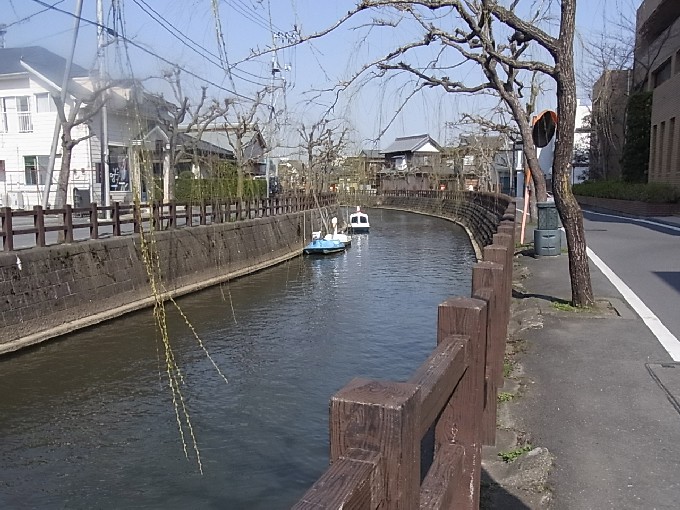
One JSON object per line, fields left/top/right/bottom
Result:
{"left": 54, "top": 135, "right": 74, "bottom": 209}
{"left": 237, "top": 168, "right": 244, "bottom": 198}
{"left": 554, "top": 0, "right": 595, "bottom": 308}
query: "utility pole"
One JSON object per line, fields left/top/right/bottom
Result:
{"left": 266, "top": 54, "right": 280, "bottom": 199}
{"left": 97, "top": 0, "right": 110, "bottom": 213}
{"left": 42, "top": 0, "right": 83, "bottom": 208}
{"left": 0, "top": 24, "right": 7, "bottom": 48}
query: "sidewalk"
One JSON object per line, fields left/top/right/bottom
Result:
{"left": 481, "top": 223, "right": 680, "bottom": 509}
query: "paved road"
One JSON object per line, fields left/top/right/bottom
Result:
{"left": 582, "top": 211, "right": 680, "bottom": 360}
{"left": 510, "top": 210, "right": 680, "bottom": 509}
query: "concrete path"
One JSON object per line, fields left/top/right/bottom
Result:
{"left": 492, "top": 213, "right": 680, "bottom": 509}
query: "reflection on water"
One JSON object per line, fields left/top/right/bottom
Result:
{"left": 0, "top": 208, "right": 476, "bottom": 509}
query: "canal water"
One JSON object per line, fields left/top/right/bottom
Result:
{"left": 0, "top": 208, "right": 476, "bottom": 509}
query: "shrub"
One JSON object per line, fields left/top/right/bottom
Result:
{"left": 572, "top": 181, "right": 680, "bottom": 203}
{"left": 621, "top": 92, "right": 652, "bottom": 183}
{"left": 174, "top": 177, "right": 267, "bottom": 203}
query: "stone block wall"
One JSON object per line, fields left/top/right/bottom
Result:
{"left": 378, "top": 192, "right": 513, "bottom": 258}
{"left": 0, "top": 194, "right": 509, "bottom": 356}
{"left": 0, "top": 212, "right": 313, "bottom": 355}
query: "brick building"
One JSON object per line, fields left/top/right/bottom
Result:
{"left": 635, "top": 0, "right": 680, "bottom": 187}
{"left": 590, "top": 70, "right": 631, "bottom": 181}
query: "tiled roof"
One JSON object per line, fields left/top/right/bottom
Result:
{"left": 359, "top": 149, "right": 382, "bottom": 158}
{"left": 380, "top": 134, "right": 439, "bottom": 154}
{"left": 0, "top": 46, "right": 89, "bottom": 84}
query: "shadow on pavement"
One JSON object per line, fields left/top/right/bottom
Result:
{"left": 481, "top": 468, "right": 532, "bottom": 509}
{"left": 582, "top": 210, "right": 680, "bottom": 237}
{"left": 511, "top": 288, "right": 569, "bottom": 306}
{"left": 653, "top": 271, "right": 680, "bottom": 294}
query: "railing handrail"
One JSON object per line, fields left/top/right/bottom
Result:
{"left": 293, "top": 195, "right": 516, "bottom": 510}
{"left": 0, "top": 192, "right": 337, "bottom": 252}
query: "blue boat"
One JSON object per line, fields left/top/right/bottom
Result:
{"left": 303, "top": 232, "right": 346, "bottom": 255}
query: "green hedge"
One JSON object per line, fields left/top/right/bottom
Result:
{"left": 174, "top": 175, "right": 266, "bottom": 203}
{"left": 573, "top": 181, "right": 680, "bottom": 203}
{"left": 621, "top": 92, "right": 652, "bottom": 183}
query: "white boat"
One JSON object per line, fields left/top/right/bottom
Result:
{"left": 348, "top": 206, "right": 370, "bottom": 234}
{"left": 324, "top": 217, "right": 352, "bottom": 246}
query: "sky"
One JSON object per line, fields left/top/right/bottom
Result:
{"left": 2, "top": 0, "right": 639, "bottom": 155}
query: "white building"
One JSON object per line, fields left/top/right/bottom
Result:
{"left": 0, "top": 46, "right": 165, "bottom": 209}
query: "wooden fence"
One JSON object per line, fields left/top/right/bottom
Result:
{"left": 293, "top": 202, "right": 516, "bottom": 510}
{"left": 0, "top": 193, "right": 336, "bottom": 252}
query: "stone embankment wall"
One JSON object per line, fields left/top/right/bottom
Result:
{"left": 0, "top": 193, "right": 511, "bottom": 355}
{"left": 378, "top": 192, "right": 513, "bottom": 258}
{"left": 0, "top": 211, "right": 318, "bottom": 355}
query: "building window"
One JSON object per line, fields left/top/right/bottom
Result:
{"left": 24, "top": 156, "right": 48, "bottom": 185}
{"left": 650, "top": 124, "right": 657, "bottom": 175}
{"left": 659, "top": 121, "right": 666, "bottom": 172}
{"left": 652, "top": 59, "right": 672, "bottom": 88}
{"left": 16, "top": 96, "right": 33, "bottom": 133}
{"left": 669, "top": 118, "right": 676, "bottom": 175}
{"left": 35, "top": 93, "right": 56, "bottom": 113}
{"left": 0, "top": 98, "right": 7, "bottom": 133}
{"left": 0, "top": 160, "right": 5, "bottom": 182}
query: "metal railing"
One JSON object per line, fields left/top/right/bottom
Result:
{"left": 17, "top": 112, "right": 33, "bottom": 133}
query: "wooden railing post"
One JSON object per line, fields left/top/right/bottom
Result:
{"left": 112, "top": 202, "right": 121, "bottom": 236}
{"left": 436, "top": 297, "right": 487, "bottom": 510}
{"left": 482, "top": 242, "right": 511, "bottom": 389}
{"left": 133, "top": 204, "right": 141, "bottom": 233}
{"left": 168, "top": 200, "right": 177, "bottom": 229}
{"left": 90, "top": 203, "right": 99, "bottom": 239}
{"left": 151, "top": 201, "right": 160, "bottom": 230}
{"left": 330, "top": 378, "right": 421, "bottom": 509}
{"left": 34, "top": 205, "right": 46, "bottom": 247}
{"left": 186, "top": 202, "right": 193, "bottom": 227}
{"left": 472, "top": 262, "right": 505, "bottom": 446}
{"left": 2, "top": 207, "right": 14, "bottom": 252}
{"left": 200, "top": 201, "right": 207, "bottom": 225}
{"left": 63, "top": 204, "right": 74, "bottom": 243}
{"left": 492, "top": 231, "right": 514, "bottom": 319}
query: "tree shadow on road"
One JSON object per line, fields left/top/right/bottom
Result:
{"left": 481, "top": 467, "right": 533, "bottom": 509}
{"left": 511, "top": 288, "right": 570, "bottom": 306}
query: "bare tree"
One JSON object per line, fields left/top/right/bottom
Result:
{"left": 52, "top": 90, "right": 107, "bottom": 209}
{"left": 298, "top": 118, "right": 348, "bottom": 195}
{"left": 239, "top": 0, "right": 593, "bottom": 306}
{"left": 219, "top": 89, "right": 268, "bottom": 199}
{"left": 348, "top": 1, "right": 594, "bottom": 307}
{"left": 152, "top": 69, "right": 225, "bottom": 200}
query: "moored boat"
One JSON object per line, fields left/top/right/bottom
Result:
{"left": 324, "top": 217, "right": 352, "bottom": 246}
{"left": 303, "top": 231, "right": 346, "bottom": 255}
{"left": 348, "top": 206, "right": 370, "bottom": 233}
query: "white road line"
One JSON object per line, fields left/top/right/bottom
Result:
{"left": 516, "top": 204, "right": 680, "bottom": 359}
{"left": 586, "top": 247, "right": 680, "bottom": 361}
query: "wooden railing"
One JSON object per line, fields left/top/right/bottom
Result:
{"left": 0, "top": 193, "right": 336, "bottom": 252}
{"left": 293, "top": 202, "right": 516, "bottom": 510}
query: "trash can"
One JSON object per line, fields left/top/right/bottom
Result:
{"left": 537, "top": 201, "right": 559, "bottom": 230}
{"left": 534, "top": 228, "right": 561, "bottom": 256}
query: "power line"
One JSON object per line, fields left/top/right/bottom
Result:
{"left": 28, "top": 0, "right": 260, "bottom": 101}
{"left": 223, "top": 0, "right": 287, "bottom": 35}
{"left": 131, "top": 0, "right": 270, "bottom": 87}
{"left": 4, "top": 0, "right": 65, "bottom": 28}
